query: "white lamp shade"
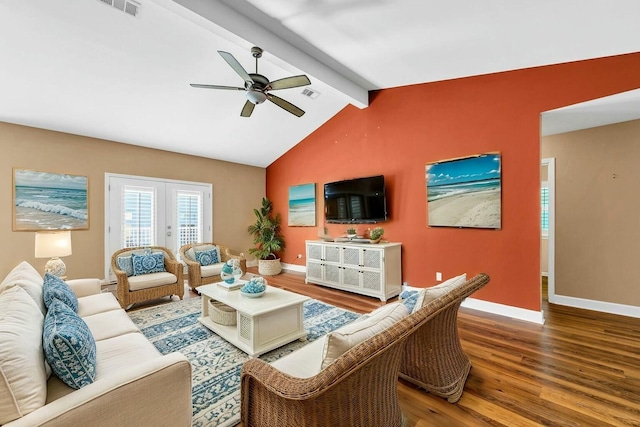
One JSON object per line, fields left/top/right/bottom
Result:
{"left": 35, "top": 231, "right": 72, "bottom": 258}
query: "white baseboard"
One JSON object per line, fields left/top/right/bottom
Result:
{"left": 271, "top": 263, "right": 547, "bottom": 324}
{"left": 248, "top": 261, "right": 303, "bottom": 273}
{"left": 282, "top": 263, "right": 306, "bottom": 274}
{"left": 550, "top": 294, "right": 640, "bottom": 319}
{"left": 461, "top": 297, "right": 545, "bottom": 324}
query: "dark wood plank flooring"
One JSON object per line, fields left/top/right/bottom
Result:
{"left": 132, "top": 270, "right": 640, "bottom": 426}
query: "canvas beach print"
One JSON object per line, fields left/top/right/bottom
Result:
{"left": 288, "top": 183, "right": 316, "bottom": 226}
{"left": 13, "top": 169, "right": 89, "bottom": 231}
{"left": 426, "top": 153, "right": 501, "bottom": 229}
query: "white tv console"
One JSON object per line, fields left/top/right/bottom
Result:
{"left": 305, "top": 240, "right": 402, "bottom": 301}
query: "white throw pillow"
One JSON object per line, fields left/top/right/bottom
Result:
{"left": 0, "top": 261, "right": 45, "bottom": 314}
{"left": 400, "top": 273, "right": 467, "bottom": 313}
{"left": 0, "top": 286, "right": 48, "bottom": 424}
{"left": 321, "top": 302, "right": 408, "bottom": 369}
{"left": 0, "top": 261, "right": 41, "bottom": 287}
{"left": 421, "top": 273, "right": 467, "bottom": 307}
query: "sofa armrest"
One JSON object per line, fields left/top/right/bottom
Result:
{"left": 5, "top": 353, "right": 192, "bottom": 427}
{"left": 66, "top": 278, "right": 102, "bottom": 298}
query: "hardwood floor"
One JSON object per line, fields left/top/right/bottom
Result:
{"left": 133, "top": 270, "right": 640, "bottom": 426}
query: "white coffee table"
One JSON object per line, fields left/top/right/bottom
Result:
{"left": 198, "top": 281, "right": 310, "bottom": 357}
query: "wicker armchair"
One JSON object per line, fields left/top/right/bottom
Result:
{"left": 239, "top": 274, "right": 490, "bottom": 426}
{"left": 240, "top": 310, "right": 415, "bottom": 427}
{"left": 400, "top": 273, "right": 490, "bottom": 403}
{"left": 111, "top": 246, "right": 184, "bottom": 309}
{"left": 179, "top": 243, "right": 246, "bottom": 291}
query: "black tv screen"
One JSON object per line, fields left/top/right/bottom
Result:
{"left": 324, "top": 175, "right": 388, "bottom": 224}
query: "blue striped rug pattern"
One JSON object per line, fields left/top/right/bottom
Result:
{"left": 128, "top": 296, "right": 360, "bottom": 427}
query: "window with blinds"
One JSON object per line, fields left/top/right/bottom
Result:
{"left": 541, "top": 184, "right": 549, "bottom": 237}
{"left": 122, "top": 186, "right": 155, "bottom": 247}
{"left": 176, "top": 191, "right": 202, "bottom": 248}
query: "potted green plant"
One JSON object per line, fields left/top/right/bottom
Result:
{"left": 247, "top": 197, "right": 285, "bottom": 275}
{"left": 346, "top": 227, "right": 357, "bottom": 238}
{"left": 369, "top": 227, "right": 384, "bottom": 243}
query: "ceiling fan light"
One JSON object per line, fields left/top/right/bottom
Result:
{"left": 246, "top": 90, "right": 267, "bottom": 105}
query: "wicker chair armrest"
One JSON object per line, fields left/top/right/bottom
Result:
{"left": 164, "top": 258, "right": 181, "bottom": 276}
{"left": 182, "top": 257, "right": 200, "bottom": 268}
{"left": 111, "top": 269, "right": 129, "bottom": 284}
{"left": 111, "top": 264, "right": 127, "bottom": 276}
{"left": 113, "top": 271, "right": 129, "bottom": 283}
{"left": 241, "top": 358, "right": 334, "bottom": 400}
{"left": 219, "top": 247, "right": 247, "bottom": 274}
{"left": 184, "top": 258, "right": 202, "bottom": 275}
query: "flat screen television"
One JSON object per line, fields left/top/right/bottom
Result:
{"left": 324, "top": 175, "right": 388, "bottom": 224}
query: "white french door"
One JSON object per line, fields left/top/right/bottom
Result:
{"left": 105, "top": 174, "right": 212, "bottom": 280}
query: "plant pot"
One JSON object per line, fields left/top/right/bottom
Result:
{"left": 258, "top": 258, "right": 282, "bottom": 276}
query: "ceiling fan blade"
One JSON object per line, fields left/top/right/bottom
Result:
{"left": 267, "top": 94, "right": 305, "bottom": 117}
{"left": 218, "top": 51, "right": 254, "bottom": 85}
{"left": 269, "top": 75, "right": 311, "bottom": 90}
{"left": 190, "top": 84, "right": 245, "bottom": 91}
{"left": 240, "top": 100, "right": 255, "bottom": 117}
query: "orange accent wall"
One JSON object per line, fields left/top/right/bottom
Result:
{"left": 267, "top": 53, "right": 640, "bottom": 312}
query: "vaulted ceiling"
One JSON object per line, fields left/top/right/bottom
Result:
{"left": 2, "top": 0, "right": 639, "bottom": 167}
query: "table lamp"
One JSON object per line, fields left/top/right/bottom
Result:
{"left": 35, "top": 231, "right": 72, "bottom": 277}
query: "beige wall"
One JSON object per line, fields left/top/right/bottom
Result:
{"left": 1, "top": 121, "right": 265, "bottom": 280}
{"left": 541, "top": 119, "right": 640, "bottom": 307}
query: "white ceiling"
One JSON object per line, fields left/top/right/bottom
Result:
{"left": 1, "top": 0, "right": 640, "bottom": 167}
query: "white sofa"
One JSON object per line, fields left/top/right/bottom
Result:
{"left": 0, "top": 262, "right": 192, "bottom": 427}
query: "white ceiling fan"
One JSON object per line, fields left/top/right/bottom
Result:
{"left": 191, "top": 46, "right": 311, "bottom": 117}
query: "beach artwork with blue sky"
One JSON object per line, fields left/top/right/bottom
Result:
{"left": 288, "top": 183, "right": 316, "bottom": 226}
{"left": 426, "top": 153, "right": 501, "bottom": 229}
{"left": 13, "top": 169, "right": 88, "bottom": 231}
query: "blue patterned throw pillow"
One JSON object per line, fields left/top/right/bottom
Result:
{"left": 399, "top": 289, "right": 420, "bottom": 314}
{"left": 116, "top": 255, "right": 134, "bottom": 276}
{"left": 194, "top": 248, "right": 220, "bottom": 266}
{"left": 43, "top": 273, "right": 78, "bottom": 312}
{"left": 131, "top": 252, "right": 166, "bottom": 276}
{"left": 43, "top": 298, "right": 97, "bottom": 389}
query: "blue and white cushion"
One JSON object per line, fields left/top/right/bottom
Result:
{"left": 43, "top": 299, "right": 97, "bottom": 389}
{"left": 399, "top": 289, "right": 420, "bottom": 313}
{"left": 131, "top": 252, "right": 166, "bottom": 276}
{"left": 116, "top": 255, "right": 134, "bottom": 276}
{"left": 43, "top": 273, "right": 78, "bottom": 313}
{"left": 194, "top": 248, "right": 220, "bottom": 266}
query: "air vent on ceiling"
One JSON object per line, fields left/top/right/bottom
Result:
{"left": 301, "top": 88, "right": 320, "bottom": 99}
{"left": 97, "top": 0, "right": 140, "bottom": 17}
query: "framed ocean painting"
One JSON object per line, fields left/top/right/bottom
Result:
{"left": 13, "top": 169, "right": 89, "bottom": 231}
{"left": 426, "top": 153, "right": 501, "bottom": 229}
{"left": 288, "top": 183, "right": 316, "bottom": 226}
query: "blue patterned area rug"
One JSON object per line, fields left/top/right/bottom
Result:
{"left": 128, "top": 296, "right": 360, "bottom": 427}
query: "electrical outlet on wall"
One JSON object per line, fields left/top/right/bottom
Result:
{"left": 436, "top": 272, "right": 442, "bottom": 281}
